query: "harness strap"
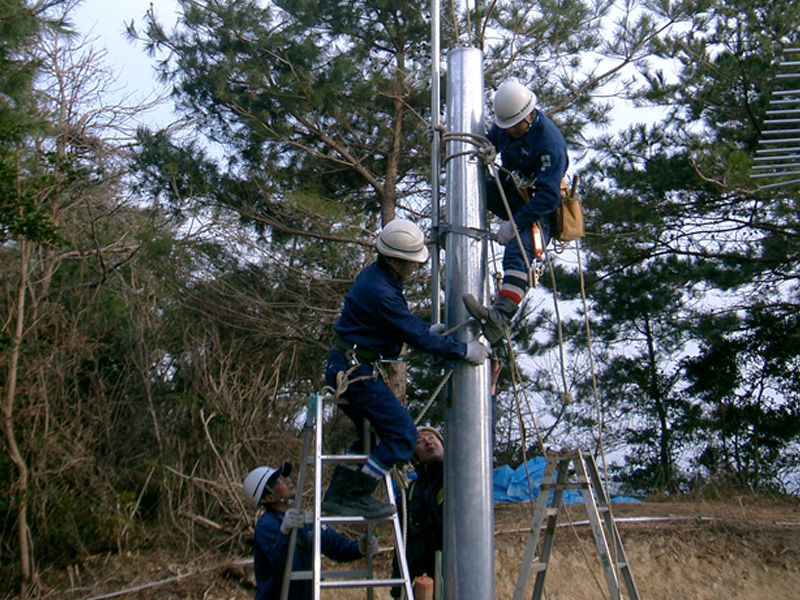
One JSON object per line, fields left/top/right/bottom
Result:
{"left": 331, "top": 334, "right": 381, "bottom": 364}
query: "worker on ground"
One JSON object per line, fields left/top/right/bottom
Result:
{"left": 323, "top": 219, "right": 490, "bottom": 520}
{"left": 390, "top": 425, "right": 445, "bottom": 597}
{"left": 243, "top": 462, "right": 379, "bottom": 600}
{"left": 389, "top": 364, "right": 502, "bottom": 596}
{"left": 463, "top": 80, "right": 569, "bottom": 344}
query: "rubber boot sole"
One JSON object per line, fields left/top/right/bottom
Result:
{"left": 322, "top": 499, "right": 396, "bottom": 519}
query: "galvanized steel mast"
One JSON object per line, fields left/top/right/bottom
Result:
{"left": 442, "top": 47, "right": 495, "bottom": 600}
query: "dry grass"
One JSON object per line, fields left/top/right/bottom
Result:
{"left": 32, "top": 494, "right": 800, "bottom": 600}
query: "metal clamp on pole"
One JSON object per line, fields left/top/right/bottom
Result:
{"left": 432, "top": 221, "right": 495, "bottom": 245}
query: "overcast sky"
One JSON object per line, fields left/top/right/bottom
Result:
{"left": 72, "top": 0, "right": 180, "bottom": 125}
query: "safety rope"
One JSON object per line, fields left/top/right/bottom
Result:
{"left": 318, "top": 362, "right": 377, "bottom": 403}
{"left": 440, "top": 130, "right": 536, "bottom": 287}
{"left": 439, "top": 128, "right": 570, "bottom": 426}
{"left": 575, "top": 239, "right": 621, "bottom": 578}
{"left": 437, "top": 129, "right": 556, "bottom": 505}
{"left": 543, "top": 246, "right": 574, "bottom": 406}
{"left": 369, "top": 120, "right": 612, "bottom": 597}
{"left": 438, "top": 129, "right": 610, "bottom": 553}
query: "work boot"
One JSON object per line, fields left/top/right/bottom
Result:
{"left": 462, "top": 293, "right": 518, "bottom": 345}
{"left": 321, "top": 465, "right": 354, "bottom": 514}
{"left": 325, "top": 468, "right": 396, "bottom": 519}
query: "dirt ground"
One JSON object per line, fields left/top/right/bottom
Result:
{"left": 31, "top": 493, "right": 800, "bottom": 600}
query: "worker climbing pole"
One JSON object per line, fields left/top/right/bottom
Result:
{"left": 462, "top": 80, "right": 570, "bottom": 347}
{"left": 426, "top": 0, "right": 593, "bottom": 598}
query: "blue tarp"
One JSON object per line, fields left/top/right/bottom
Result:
{"left": 493, "top": 457, "right": 640, "bottom": 505}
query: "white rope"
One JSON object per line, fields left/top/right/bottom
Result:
{"left": 441, "top": 130, "right": 535, "bottom": 286}
{"left": 436, "top": 130, "right": 611, "bottom": 588}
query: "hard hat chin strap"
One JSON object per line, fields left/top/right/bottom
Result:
{"left": 379, "top": 254, "right": 408, "bottom": 281}
{"left": 261, "top": 483, "right": 294, "bottom": 507}
{"left": 522, "top": 111, "right": 534, "bottom": 131}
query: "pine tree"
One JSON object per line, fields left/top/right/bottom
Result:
{"left": 558, "top": 0, "right": 800, "bottom": 494}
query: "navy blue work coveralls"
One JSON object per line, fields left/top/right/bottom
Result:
{"left": 486, "top": 110, "right": 569, "bottom": 303}
{"left": 328, "top": 261, "right": 467, "bottom": 476}
{"left": 253, "top": 509, "right": 361, "bottom": 600}
{"left": 390, "top": 459, "right": 444, "bottom": 596}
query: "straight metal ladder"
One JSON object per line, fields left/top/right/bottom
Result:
{"left": 280, "top": 393, "right": 416, "bottom": 600}
{"left": 513, "top": 448, "right": 641, "bottom": 600}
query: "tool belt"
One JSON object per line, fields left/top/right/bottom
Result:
{"left": 331, "top": 334, "right": 381, "bottom": 365}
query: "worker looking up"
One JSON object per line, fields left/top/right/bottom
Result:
{"left": 243, "top": 462, "right": 378, "bottom": 600}
{"left": 323, "top": 219, "right": 490, "bottom": 519}
{"left": 390, "top": 362, "right": 502, "bottom": 596}
{"left": 390, "top": 426, "right": 445, "bottom": 597}
{"left": 463, "top": 81, "right": 569, "bottom": 344}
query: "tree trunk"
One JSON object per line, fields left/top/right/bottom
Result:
{"left": 645, "top": 315, "right": 673, "bottom": 493}
{"left": 2, "top": 238, "right": 32, "bottom": 595}
{"left": 379, "top": 80, "right": 406, "bottom": 226}
{"left": 386, "top": 360, "right": 408, "bottom": 406}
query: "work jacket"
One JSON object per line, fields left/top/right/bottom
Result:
{"left": 253, "top": 509, "right": 361, "bottom": 600}
{"left": 486, "top": 110, "right": 569, "bottom": 242}
{"left": 391, "top": 459, "right": 444, "bottom": 596}
{"left": 333, "top": 261, "right": 466, "bottom": 361}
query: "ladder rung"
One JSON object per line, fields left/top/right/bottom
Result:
{"left": 320, "top": 578, "right": 408, "bottom": 589}
{"left": 530, "top": 562, "right": 548, "bottom": 573}
{"left": 319, "top": 454, "right": 369, "bottom": 463}
{"left": 323, "top": 569, "right": 370, "bottom": 578}
{"left": 540, "top": 482, "right": 588, "bottom": 490}
{"left": 321, "top": 514, "right": 396, "bottom": 524}
{"left": 288, "top": 569, "right": 372, "bottom": 581}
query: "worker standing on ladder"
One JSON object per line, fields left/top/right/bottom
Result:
{"left": 243, "top": 461, "right": 379, "bottom": 600}
{"left": 463, "top": 81, "right": 569, "bottom": 344}
{"left": 323, "top": 219, "right": 490, "bottom": 519}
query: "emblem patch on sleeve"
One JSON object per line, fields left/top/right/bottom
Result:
{"left": 540, "top": 154, "right": 552, "bottom": 170}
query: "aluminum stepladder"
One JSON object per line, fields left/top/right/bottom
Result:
{"left": 513, "top": 448, "right": 641, "bottom": 600}
{"left": 280, "top": 393, "right": 416, "bottom": 600}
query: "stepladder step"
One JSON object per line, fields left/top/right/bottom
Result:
{"left": 512, "top": 449, "right": 642, "bottom": 600}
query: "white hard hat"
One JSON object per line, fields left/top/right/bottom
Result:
{"left": 242, "top": 461, "right": 291, "bottom": 508}
{"left": 376, "top": 219, "right": 429, "bottom": 263}
{"left": 493, "top": 81, "right": 537, "bottom": 129}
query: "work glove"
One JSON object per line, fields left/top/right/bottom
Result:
{"left": 496, "top": 220, "right": 515, "bottom": 246}
{"left": 429, "top": 322, "right": 446, "bottom": 335}
{"left": 464, "top": 340, "right": 491, "bottom": 365}
{"left": 359, "top": 533, "right": 380, "bottom": 557}
{"left": 280, "top": 508, "right": 305, "bottom": 535}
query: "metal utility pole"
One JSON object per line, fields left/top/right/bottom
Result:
{"left": 430, "top": 0, "right": 442, "bottom": 322}
{"left": 443, "top": 47, "right": 495, "bottom": 600}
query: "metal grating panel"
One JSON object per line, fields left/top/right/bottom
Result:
{"left": 752, "top": 47, "right": 800, "bottom": 189}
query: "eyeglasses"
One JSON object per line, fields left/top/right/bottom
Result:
{"left": 273, "top": 475, "right": 292, "bottom": 486}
